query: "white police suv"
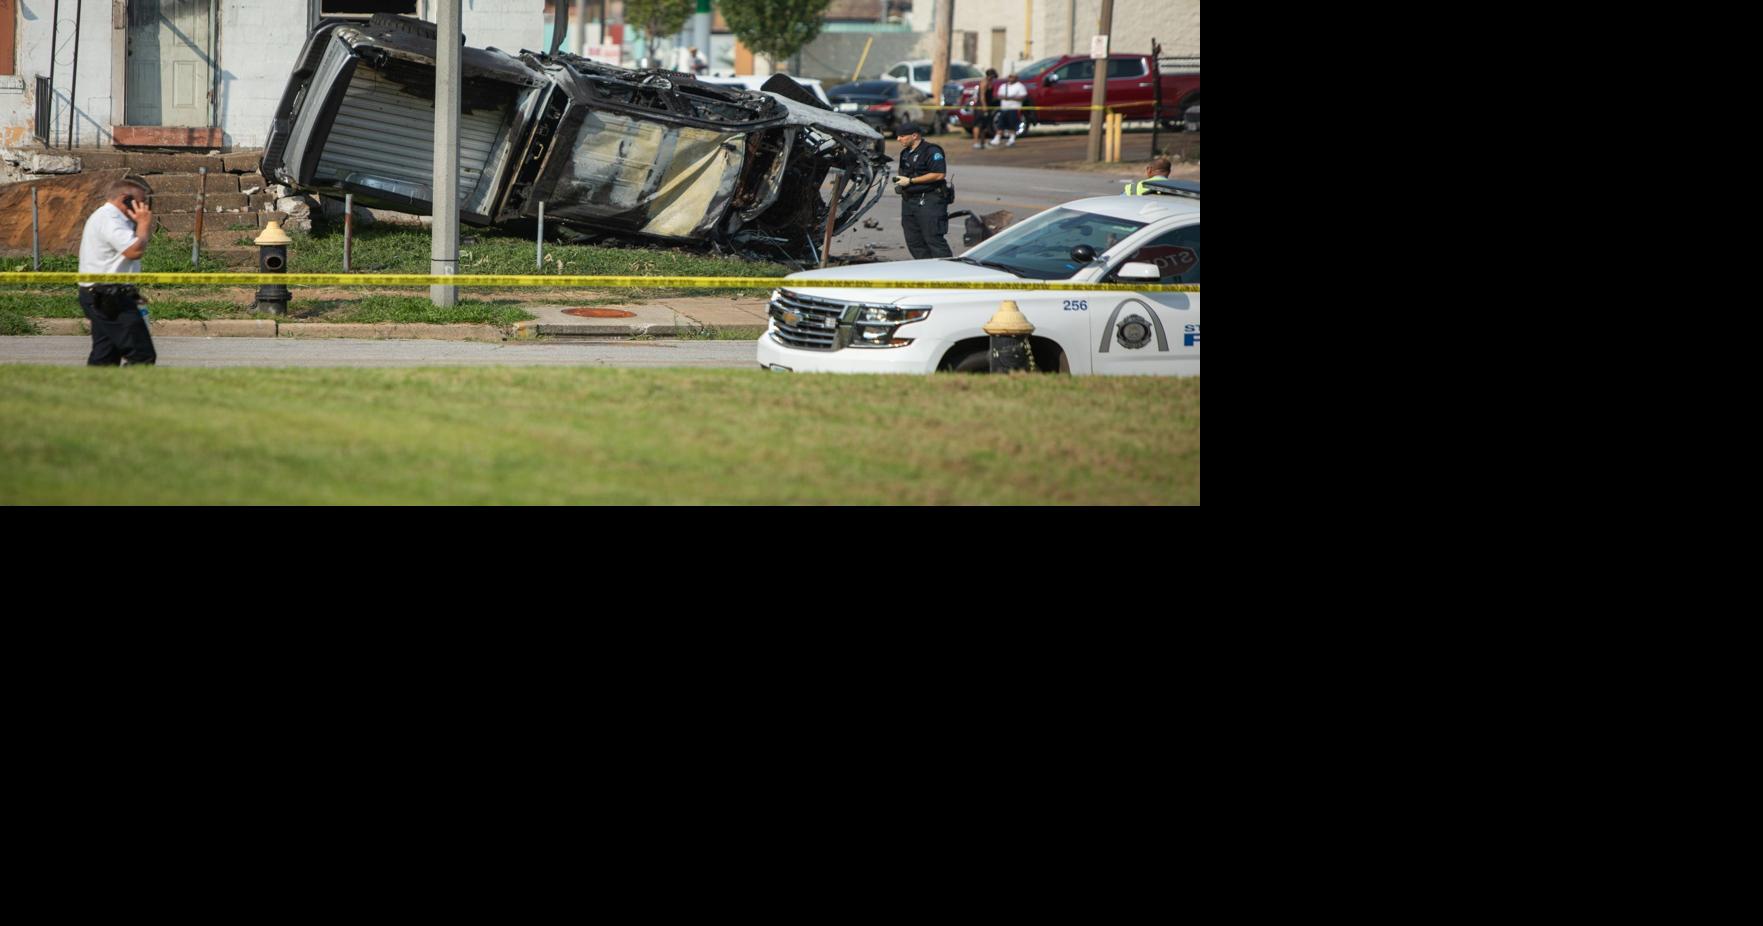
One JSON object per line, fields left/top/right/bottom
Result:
{"left": 755, "top": 184, "right": 1199, "bottom": 375}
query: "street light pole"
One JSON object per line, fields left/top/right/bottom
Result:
{"left": 431, "top": 0, "right": 461, "bottom": 307}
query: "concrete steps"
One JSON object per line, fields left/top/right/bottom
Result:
{"left": 38, "top": 148, "right": 282, "bottom": 246}
{"left": 155, "top": 210, "right": 289, "bottom": 234}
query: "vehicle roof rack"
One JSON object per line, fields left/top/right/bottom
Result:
{"left": 1142, "top": 178, "right": 1199, "bottom": 199}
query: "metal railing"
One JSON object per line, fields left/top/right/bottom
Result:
{"left": 34, "top": 76, "right": 52, "bottom": 144}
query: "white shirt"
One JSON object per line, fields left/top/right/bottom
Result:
{"left": 997, "top": 80, "right": 1027, "bottom": 109}
{"left": 79, "top": 202, "right": 142, "bottom": 286}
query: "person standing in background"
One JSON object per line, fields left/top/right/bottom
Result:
{"left": 971, "top": 68, "right": 998, "bottom": 150}
{"left": 990, "top": 72, "right": 1027, "bottom": 147}
{"left": 1124, "top": 156, "right": 1174, "bottom": 194}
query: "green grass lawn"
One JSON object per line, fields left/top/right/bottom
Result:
{"left": 0, "top": 367, "right": 1200, "bottom": 505}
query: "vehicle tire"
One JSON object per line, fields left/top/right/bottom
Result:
{"left": 1166, "top": 95, "right": 1198, "bottom": 131}
{"left": 941, "top": 346, "right": 991, "bottom": 373}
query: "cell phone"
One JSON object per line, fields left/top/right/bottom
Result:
{"left": 121, "top": 195, "right": 137, "bottom": 211}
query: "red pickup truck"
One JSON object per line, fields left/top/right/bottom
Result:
{"left": 952, "top": 53, "right": 1199, "bottom": 130}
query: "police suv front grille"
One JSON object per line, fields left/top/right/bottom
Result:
{"left": 769, "top": 290, "right": 850, "bottom": 350}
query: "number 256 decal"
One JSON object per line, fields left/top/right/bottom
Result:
{"left": 1062, "top": 300, "right": 1088, "bottom": 311}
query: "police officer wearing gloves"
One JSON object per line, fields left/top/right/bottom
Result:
{"left": 893, "top": 123, "right": 953, "bottom": 260}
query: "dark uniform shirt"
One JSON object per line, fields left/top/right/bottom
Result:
{"left": 898, "top": 142, "right": 948, "bottom": 196}
{"left": 897, "top": 141, "right": 953, "bottom": 260}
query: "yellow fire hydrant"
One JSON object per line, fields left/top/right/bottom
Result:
{"left": 982, "top": 300, "right": 1036, "bottom": 372}
{"left": 253, "top": 220, "right": 293, "bottom": 315}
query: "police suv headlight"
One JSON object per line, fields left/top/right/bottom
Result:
{"left": 854, "top": 305, "right": 930, "bottom": 324}
{"left": 848, "top": 305, "right": 930, "bottom": 349}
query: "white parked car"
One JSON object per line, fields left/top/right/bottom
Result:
{"left": 755, "top": 190, "right": 1200, "bottom": 375}
{"left": 881, "top": 59, "right": 983, "bottom": 97}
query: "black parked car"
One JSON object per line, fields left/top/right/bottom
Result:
{"left": 825, "top": 80, "right": 934, "bottom": 138}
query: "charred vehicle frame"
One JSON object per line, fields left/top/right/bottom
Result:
{"left": 262, "top": 14, "right": 890, "bottom": 266}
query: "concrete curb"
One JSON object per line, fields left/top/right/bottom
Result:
{"left": 154, "top": 319, "right": 278, "bottom": 337}
{"left": 277, "top": 322, "right": 508, "bottom": 342}
{"left": 515, "top": 321, "right": 767, "bottom": 339}
{"left": 28, "top": 318, "right": 275, "bottom": 337}
{"left": 33, "top": 318, "right": 89, "bottom": 335}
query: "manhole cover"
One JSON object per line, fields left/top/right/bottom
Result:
{"left": 563, "top": 308, "right": 637, "bottom": 318}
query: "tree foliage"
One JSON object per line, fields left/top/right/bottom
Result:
{"left": 626, "top": 0, "right": 696, "bottom": 47}
{"left": 719, "top": 0, "right": 835, "bottom": 68}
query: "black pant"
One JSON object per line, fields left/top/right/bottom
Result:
{"left": 78, "top": 287, "right": 156, "bottom": 366}
{"left": 902, "top": 195, "right": 952, "bottom": 260}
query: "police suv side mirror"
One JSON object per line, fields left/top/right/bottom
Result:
{"left": 1117, "top": 261, "right": 1161, "bottom": 281}
{"left": 1070, "top": 244, "right": 1096, "bottom": 263}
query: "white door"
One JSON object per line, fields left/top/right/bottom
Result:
{"left": 126, "top": 0, "right": 212, "bottom": 127}
{"left": 1090, "top": 222, "right": 1201, "bottom": 375}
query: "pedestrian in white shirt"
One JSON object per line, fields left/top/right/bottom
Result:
{"left": 990, "top": 73, "right": 1027, "bottom": 147}
{"left": 78, "top": 177, "right": 156, "bottom": 366}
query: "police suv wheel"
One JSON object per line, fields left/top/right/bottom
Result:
{"left": 944, "top": 348, "right": 991, "bottom": 373}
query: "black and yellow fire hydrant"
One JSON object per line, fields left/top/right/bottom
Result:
{"left": 984, "top": 300, "right": 1036, "bottom": 373}
{"left": 253, "top": 220, "right": 293, "bottom": 315}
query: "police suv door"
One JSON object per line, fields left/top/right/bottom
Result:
{"left": 1089, "top": 221, "right": 1201, "bottom": 375}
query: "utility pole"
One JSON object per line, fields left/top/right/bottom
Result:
{"left": 932, "top": 0, "right": 954, "bottom": 128}
{"left": 575, "top": 0, "right": 589, "bottom": 55}
{"left": 1084, "top": 0, "right": 1113, "bottom": 162}
{"left": 431, "top": 0, "right": 461, "bottom": 307}
{"left": 693, "top": 0, "right": 711, "bottom": 70}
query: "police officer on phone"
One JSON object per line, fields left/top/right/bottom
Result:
{"left": 893, "top": 123, "right": 953, "bottom": 260}
{"left": 78, "top": 177, "right": 157, "bottom": 366}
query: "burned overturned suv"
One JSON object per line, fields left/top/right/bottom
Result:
{"left": 263, "top": 14, "right": 889, "bottom": 265}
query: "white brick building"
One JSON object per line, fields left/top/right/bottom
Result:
{"left": 948, "top": 0, "right": 1197, "bottom": 76}
{"left": 1, "top": 0, "right": 543, "bottom": 150}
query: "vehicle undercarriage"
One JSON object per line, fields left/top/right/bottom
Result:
{"left": 262, "top": 14, "right": 890, "bottom": 267}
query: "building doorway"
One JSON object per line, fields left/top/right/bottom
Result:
{"left": 125, "top": 0, "right": 214, "bottom": 127}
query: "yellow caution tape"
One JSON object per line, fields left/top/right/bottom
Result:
{"left": 0, "top": 272, "right": 1198, "bottom": 293}
{"left": 918, "top": 103, "right": 1165, "bottom": 112}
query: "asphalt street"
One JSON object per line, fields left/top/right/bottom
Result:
{"left": 0, "top": 336, "right": 763, "bottom": 368}
{"left": 831, "top": 160, "right": 1137, "bottom": 262}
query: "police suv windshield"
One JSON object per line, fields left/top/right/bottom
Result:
{"left": 958, "top": 207, "right": 1146, "bottom": 280}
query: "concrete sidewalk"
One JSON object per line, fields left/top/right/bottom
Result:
{"left": 510, "top": 295, "right": 771, "bottom": 338}
{"left": 25, "top": 294, "right": 774, "bottom": 342}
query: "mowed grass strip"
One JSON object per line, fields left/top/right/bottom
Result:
{"left": 0, "top": 367, "right": 1200, "bottom": 505}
